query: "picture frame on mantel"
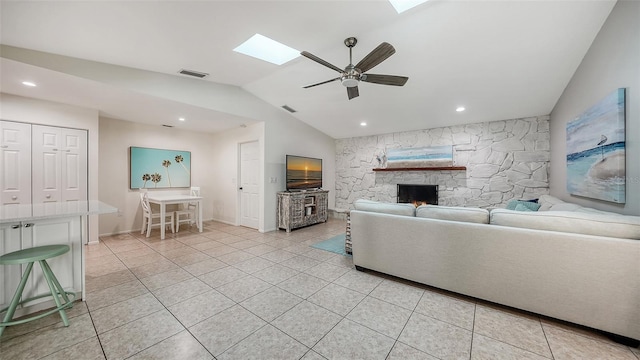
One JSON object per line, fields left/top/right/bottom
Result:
{"left": 566, "top": 88, "right": 626, "bottom": 203}
{"left": 386, "top": 145, "right": 454, "bottom": 169}
{"left": 129, "top": 146, "right": 191, "bottom": 189}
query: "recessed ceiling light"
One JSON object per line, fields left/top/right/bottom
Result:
{"left": 22, "top": 81, "right": 37, "bottom": 87}
{"left": 360, "top": 122, "right": 367, "bottom": 126}
{"left": 178, "top": 117, "right": 185, "bottom": 121}
{"left": 456, "top": 106, "right": 466, "bottom": 112}
{"left": 388, "top": 0, "right": 429, "bottom": 14}
{"left": 233, "top": 34, "right": 300, "bottom": 65}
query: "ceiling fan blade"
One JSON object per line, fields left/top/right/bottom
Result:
{"left": 361, "top": 74, "right": 408, "bottom": 86}
{"left": 303, "top": 77, "right": 341, "bottom": 88}
{"left": 301, "top": 51, "right": 344, "bottom": 73}
{"left": 347, "top": 86, "right": 359, "bottom": 100}
{"left": 355, "top": 42, "right": 395, "bottom": 73}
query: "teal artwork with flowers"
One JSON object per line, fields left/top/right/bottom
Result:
{"left": 130, "top": 147, "right": 191, "bottom": 189}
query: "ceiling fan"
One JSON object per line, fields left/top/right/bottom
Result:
{"left": 301, "top": 37, "right": 409, "bottom": 100}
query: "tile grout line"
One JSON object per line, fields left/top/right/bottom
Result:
{"left": 84, "top": 303, "right": 110, "bottom": 360}
{"left": 539, "top": 318, "right": 556, "bottom": 360}
{"left": 386, "top": 288, "right": 429, "bottom": 359}
{"left": 469, "top": 302, "right": 477, "bottom": 360}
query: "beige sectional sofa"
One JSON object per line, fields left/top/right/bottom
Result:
{"left": 350, "top": 196, "right": 640, "bottom": 341}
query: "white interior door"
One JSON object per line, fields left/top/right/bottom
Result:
{"left": 240, "top": 141, "right": 259, "bottom": 229}
{"left": 0, "top": 121, "right": 32, "bottom": 206}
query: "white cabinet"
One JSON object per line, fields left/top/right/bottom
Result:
{"left": 0, "top": 121, "right": 32, "bottom": 206}
{"left": 0, "top": 121, "right": 86, "bottom": 314}
{"left": 0, "top": 222, "right": 22, "bottom": 308}
{"left": 0, "top": 217, "right": 81, "bottom": 312}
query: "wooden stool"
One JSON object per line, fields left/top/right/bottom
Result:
{"left": 0, "top": 245, "right": 76, "bottom": 337}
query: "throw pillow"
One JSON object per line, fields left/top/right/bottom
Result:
{"left": 514, "top": 203, "right": 535, "bottom": 212}
{"left": 506, "top": 199, "right": 541, "bottom": 211}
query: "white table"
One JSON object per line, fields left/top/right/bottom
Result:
{"left": 146, "top": 194, "right": 203, "bottom": 240}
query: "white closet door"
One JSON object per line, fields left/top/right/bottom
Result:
{"left": 32, "top": 125, "right": 87, "bottom": 203}
{"left": 32, "top": 125, "right": 62, "bottom": 203}
{"left": 0, "top": 121, "right": 32, "bottom": 206}
{"left": 60, "top": 128, "right": 87, "bottom": 202}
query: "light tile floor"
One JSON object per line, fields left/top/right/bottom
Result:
{"left": 1, "top": 218, "right": 639, "bottom": 360}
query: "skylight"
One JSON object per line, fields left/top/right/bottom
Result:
{"left": 233, "top": 34, "right": 300, "bottom": 65}
{"left": 389, "top": 0, "right": 429, "bottom": 14}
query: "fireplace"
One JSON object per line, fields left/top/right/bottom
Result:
{"left": 397, "top": 184, "right": 438, "bottom": 206}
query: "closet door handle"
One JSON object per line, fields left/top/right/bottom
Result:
{"left": 11, "top": 196, "right": 17, "bottom": 200}
{"left": 11, "top": 225, "right": 20, "bottom": 229}
{"left": 46, "top": 194, "right": 51, "bottom": 199}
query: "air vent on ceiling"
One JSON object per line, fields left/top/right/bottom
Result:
{"left": 281, "top": 105, "right": 297, "bottom": 113}
{"left": 178, "top": 69, "right": 209, "bottom": 78}
{"left": 162, "top": 124, "right": 174, "bottom": 128}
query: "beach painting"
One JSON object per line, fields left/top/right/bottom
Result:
{"left": 130, "top": 147, "right": 191, "bottom": 189}
{"left": 566, "top": 88, "right": 625, "bottom": 203}
{"left": 386, "top": 145, "right": 453, "bottom": 168}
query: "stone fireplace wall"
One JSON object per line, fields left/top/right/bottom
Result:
{"left": 335, "top": 115, "right": 550, "bottom": 210}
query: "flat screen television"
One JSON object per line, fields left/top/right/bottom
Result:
{"left": 286, "top": 155, "right": 322, "bottom": 191}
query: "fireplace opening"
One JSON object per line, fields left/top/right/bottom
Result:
{"left": 397, "top": 184, "right": 438, "bottom": 206}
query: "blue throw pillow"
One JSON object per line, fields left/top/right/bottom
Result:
{"left": 507, "top": 200, "right": 541, "bottom": 211}
{"left": 514, "top": 203, "right": 535, "bottom": 212}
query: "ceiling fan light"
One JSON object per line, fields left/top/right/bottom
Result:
{"left": 341, "top": 75, "right": 359, "bottom": 88}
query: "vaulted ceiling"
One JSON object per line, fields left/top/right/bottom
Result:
{"left": 0, "top": 1, "right": 615, "bottom": 138}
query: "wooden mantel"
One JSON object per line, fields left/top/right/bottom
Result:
{"left": 373, "top": 166, "right": 467, "bottom": 172}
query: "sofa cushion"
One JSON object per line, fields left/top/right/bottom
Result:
{"left": 548, "top": 203, "right": 583, "bottom": 212}
{"left": 506, "top": 200, "right": 541, "bottom": 211}
{"left": 354, "top": 199, "right": 416, "bottom": 217}
{"left": 416, "top": 205, "right": 489, "bottom": 224}
{"left": 537, "top": 194, "right": 565, "bottom": 211}
{"left": 490, "top": 208, "right": 640, "bottom": 239}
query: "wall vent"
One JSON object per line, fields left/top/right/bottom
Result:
{"left": 281, "top": 105, "right": 297, "bottom": 113}
{"left": 162, "top": 124, "right": 174, "bottom": 128}
{"left": 178, "top": 69, "right": 209, "bottom": 78}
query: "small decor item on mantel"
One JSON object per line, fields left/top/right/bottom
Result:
{"left": 386, "top": 145, "right": 453, "bottom": 169}
{"left": 130, "top": 146, "right": 191, "bottom": 189}
{"left": 566, "top": 88, "right": 625, "bottom": 203}
{"left": 376, "top": 150, "right": 387, "bottom": 168}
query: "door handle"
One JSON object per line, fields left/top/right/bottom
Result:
{"left": 12, "top": 196, "right": 17, "bottom": 200}
{"left": 46, "top": 194, "right": 51, "bottom": 199}
{"left": 11, "top": 225, "right": 20, "bottom": 229}
{"left": 239, "top": 187, "right": 243, "bottom": 190}
{"left": 24, "top": 223, "right": 34, "bottom": 228}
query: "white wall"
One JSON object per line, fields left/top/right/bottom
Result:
{"left": 98, "top": 117, "right": 217, "bottom": 235}
{"left": 264, "top": 114, "right": 336, "bottom": 232}
{"left": 0, "top": 93, "right": 101, "bottom": 242}
{"left": 550, "top": 0, "right": 639, "bottom": 215}
{"left": 210, "top": 122, "right": 264, "bottom": 227}
{"left": 211, "top": 113, "right": 336, "bottom": 233}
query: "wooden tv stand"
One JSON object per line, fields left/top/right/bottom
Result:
{"left": 277, "top": 190, "right": 328, "bottom": 232}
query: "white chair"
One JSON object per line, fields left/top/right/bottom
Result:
{"left": 140, "top": 192, "right": 175, "bottom": 237}
{"left": 175, "top": 187, "right": 200, "bottom": 232}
